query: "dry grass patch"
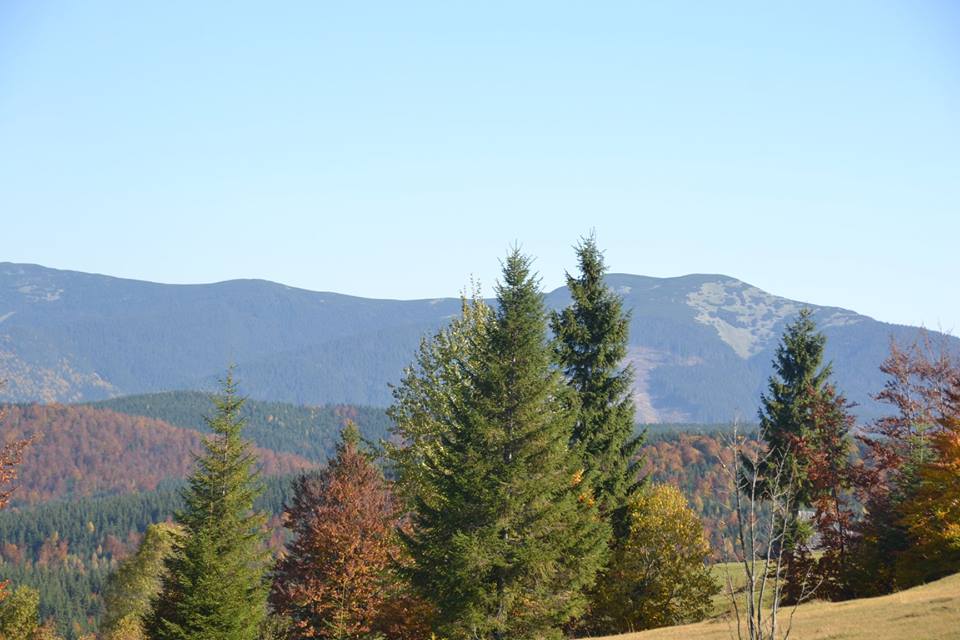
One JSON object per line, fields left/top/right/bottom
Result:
{"left": 587, "top": 572, "right": 960, "bottom": 640}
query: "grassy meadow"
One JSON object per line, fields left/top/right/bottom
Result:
{"left": 589, "top": 571, "right": 960, "bottom": 640}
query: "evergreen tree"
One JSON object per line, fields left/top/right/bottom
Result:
{"left": 551, "top": 234, "right": 641, "bottom": 541}
{"left": 386, "top": 288, "right": 492, "bottom": 507}
{"left": 146, "top": 372, "right": 270, "bottom": 640}
{"left": 755, "top": 308, "right": 833, "bottom": 544}
{"left": 400, "top": 250, "right": 608, "bottom": 640}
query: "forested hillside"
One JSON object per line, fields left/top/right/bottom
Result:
{"left": 87, "top": 391, "right": 392, "bottom": 463}
{"left": 0, "top": 477, "right": 296, "bottom": 638}
{"left": 0, "top": 404, "right": 312, "bottom": 504}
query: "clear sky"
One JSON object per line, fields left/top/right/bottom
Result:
{"left": 1, "top": 1, "right": 958, "bottom": 330}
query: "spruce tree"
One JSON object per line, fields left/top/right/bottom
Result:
{"left": 755, "top": 308, "right": 834, "bottom": 557}
{"left": 386, "top": 289, "right": 491, "bottom": 507}
{"left": 551, "top": 234, "right": 641, "bottom": 541}
{"left": 758, "top": 308, "right": 832, "bottom": 501}
{"left": 146, "top": 372, "right": 269, "bottom": 640}
{"left": 400, "top": 250, "right": 608, "bottom": 640}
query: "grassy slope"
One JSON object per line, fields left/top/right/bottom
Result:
{"left": 589, "top": 572, "right": 960, "bottom": 640}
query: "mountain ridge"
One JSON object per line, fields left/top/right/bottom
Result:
{"left": 1, "top": 262, "right": 954, "bottom": 421}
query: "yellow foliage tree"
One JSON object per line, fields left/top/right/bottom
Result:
{"left": 898, "top": 400, "right": 960, "bottom": 584}
{"left": 0, "top": 585, "right": 64, "bottom": 640}
{"left": 101, "top": 523, "right": 180, "bottom": 640}
{"left": 590, "top": 483, "right": 719, "bottom": 633}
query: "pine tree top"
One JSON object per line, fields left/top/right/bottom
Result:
{"left": 203, "top": 367, "right": 246, "bottom": 439}
{"left": 771, "top": 308, "right": 832, "bottom": 392}
{"left": 495, "top": 248, "right": 542, "bottom": 312}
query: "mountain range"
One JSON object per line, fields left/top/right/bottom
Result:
{"left": 1, "top": 262, "right": 953, "bottom": 422}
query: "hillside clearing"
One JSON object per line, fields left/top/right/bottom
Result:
{"left": 588, "top": 572, "right": 960, "bottom": 640}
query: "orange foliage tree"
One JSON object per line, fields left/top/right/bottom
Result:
{"left": 270, "top": 423, "right": 429, "bottom": 639}
{"left": 785, "top": 384, "right": 857, "bottom": 600}
{"left": 850, "top": 335, "right": 960, "bottom": 594}
{"left": 0, "top": 436, "right": 30, "bottom": 513}
{"left": 0, "top": 394, "right": 32, "bottom": 601}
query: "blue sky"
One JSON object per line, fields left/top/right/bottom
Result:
{"left": 1, "top": 1, "right": 958, "bottom": 330}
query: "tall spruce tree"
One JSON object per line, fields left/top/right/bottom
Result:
{"left": 400, "top": 250, "right": 608, "bottom": 640}
{"left": 146, "top": 372, "right": 270, "bottom": 640}
{"left": 551, "top": 234, "right": 641, "bottom": 541}
{"left": 757, "top": 308, "right": 833, "bottom": 547}
{"left": 759, "top": 307, "right": 831, "bottom": 502}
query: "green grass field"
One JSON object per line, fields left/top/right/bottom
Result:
{"left": 588, "top": 571, "right": 960, "bottom": 640}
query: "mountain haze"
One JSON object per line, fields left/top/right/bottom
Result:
{"left": 1, "top": 262, "right": 953, "bottom": 421}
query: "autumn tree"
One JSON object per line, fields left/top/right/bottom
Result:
{"left": 146, "top": 372, "right": 270, "bottom": 640}
{"left": 0, "top": 389, "right": 32, "bottom": 603}
{"left": 0, "top": 584, "right": 64, "bottom": 640}
{"left": 849, "top": 335, "right": 960, "bottom": 595}
{"left": 0, "top": 437, "right": 30, "bottom": 514}
{"left": 271, "top": 422, "right": 429, "bottom": 640}
{"left": 32, "top": 624, "right": 67, "bottom": 640}
{"left": 0, "top": 585, "right": 40, "bottom": 639}
{"left": 787, "top": 385, "right": 857, "bottom": 600}
{"left": 591, "top": 483, "right": 718, "bottom": 633}
{"left": 551, "top": 234, "right": 641, "bottom": 541}
{"left": 896, "top": 375, "right": 960, "bottom": 584}
{"left": 101, "top": 523, "right": 179, "bottom": 640}
{"left": 399, "top": 250, "right": 608, "bottom": 640}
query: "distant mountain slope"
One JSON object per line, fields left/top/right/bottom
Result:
{"left": 1, "top": 262, "right": 955, "bottom": 421}
{"left": 87, "top": 391, "right": 391, "bottom": 462}
{"left": 0, "top": 403, "right": 312, "bottom": 504}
